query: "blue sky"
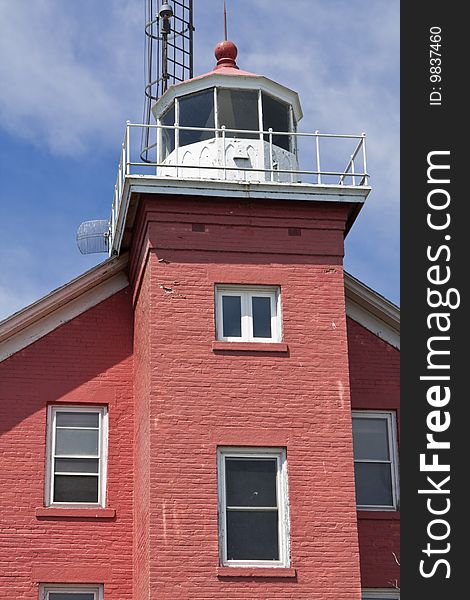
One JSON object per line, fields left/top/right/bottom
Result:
{"left": 0, "top": 0, "right": 399, "bottom": 321}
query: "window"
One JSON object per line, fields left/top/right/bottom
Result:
{"left": 160, "top": 103, "right": 175, "bottom": 159}
{"left": 179, "top": 88, "right": 215, "bottom": 146}
{"left": 352, "top": 411, "right": 399, "bottom": 510}
{"left": 215, "top": 286, "right": 281, "bottom": 342}
{"left": 46, "top": 406, "right": 108, "bottom": 506}
{"left": 262, "top": 92, "right": 291, "bottom": 151}
{"left": 217, "top": 447, "right": 290, "bottom": 567}
{"left": 217, "top": 89, "right": 259, "bottom": 139}
{"left": 362, "top": 590, "right": 400, "bottom": 599}
{"left": 41, "top": 585, "right": 103, "bottom": 600}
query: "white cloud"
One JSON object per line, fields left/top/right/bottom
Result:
{"left": 0, "top": 1, "right": 142, "bottom": 156}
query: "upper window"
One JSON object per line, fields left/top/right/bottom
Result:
{"left": 217, "top": 447, "right": 290, "bottom": 567}
{"left": 41, "top": 585, "right": 103, "bottom": 600}
{"left": 215, "top": 286, "right": 281, "bottom": 343}
{"left": 352, "top": 411, "right": 399, "bottom": 510}
{"left": 46, "top": 406, "right": 108, "bottom": 507}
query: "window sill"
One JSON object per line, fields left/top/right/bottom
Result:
{"left": 35, "top": 507, "right": 116, "bottom": 519}
{"left": 357, "top": 510, "right": 400, "bottom": 520}
{"left": 217, "top": 567, "right": 296, "bottom": 578}
{"left": 212, "top": 341, "right": 289, "bottom": 353}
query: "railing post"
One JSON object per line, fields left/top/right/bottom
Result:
{"left": 350, "top": 154, "right": 356, "bottom": 186}
{"left": 125, "top": 121, "right": 130, "bottom": 176}
{"left": 361, "top": 133, "right": 368, "bottom": 186}
{"left": 118, "top": 159, "right": 122, "bottom": 201}
{"left": 222, "top": 125, "right": 226, "bottom": 180}
{"left": 268, "top": 128, "right": 274, "bottom": 183}
{"left": 315, "top": 131, "right": 321, "bottom": 184}
{"left": 174, "top": 122, "right": 179, "bottom": 178}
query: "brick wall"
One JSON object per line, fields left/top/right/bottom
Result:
{"left": 131, "top": 195, "right": 362, "bottom": 599}
{"left": 0, "top": 289, "right": 134, "bottom": 598}
{"left": 347, "top": 317, "right": 400, "bottom": 589}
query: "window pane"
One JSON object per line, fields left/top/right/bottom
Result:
{"left": 54, "top": 475, "right": 99, "bottom": 503}
{"left": 354, "top": 462, "right": 393, "bottom": 506}
{"left": 226, "top": 510, "right": 279, "bottom": 560}
{"left": 353, "top": 418, "right": 390, "bottom": 460}
{"left": 49, "top": 594, "right": 95, "bottom": 600}
{"left": 226, "top": 458, "right": 277, "bottom": 507}
{"left": 222, "top": 295, "right": 242, "bottom": 337}
{"left": 252, "top": 296, "right": 272, "bottom": 338}
{"left": 179, "top": 89, "right": 215, "bottom": 146}
{"left": 218, "top": 89, "right": 259, "bottom": 138}
{"left": 55, "top": 458, "right": 99, "bottom": 474}
{"left": 262, "top": 92, "right": 290, "bottom": 150}
{"left": 55, "top": 428, "right": 99, "bottom": 456}
{"left": 161, "top": 104, "right": 176, "bottom": 158}
{"left": 56, "top": 412, "right": 99, "bottom": 428}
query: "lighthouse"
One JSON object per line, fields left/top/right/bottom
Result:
{"left": 0, "top": 26, "right": 399, "bottom": 600}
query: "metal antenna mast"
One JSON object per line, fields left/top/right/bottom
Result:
{"left": 224, "top": 1, "right": 228, "bottom": 40}
{"left": 141, "top": 0, "right": 194, "bottom": 162}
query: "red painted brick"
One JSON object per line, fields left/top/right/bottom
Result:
{"left": 347, "top": 317, "right": 400, "bottom": 589}
{"left": 130, "top": 195, "right": 362, "bottom": 599}
{"left": 0, "top": 193, "right": 399, "bottom": 599}
{"left": 0, "top": 289, "right": 134, "bottom": 599}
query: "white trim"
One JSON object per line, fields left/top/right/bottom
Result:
{"left": 344, "top": 272, "right": 400, "bottom": 349}
{"left": 40, "top": 584, "right": 104, "bottom": 600}
{"left": 153, "top": 72, "right": 303, "bottom": 124}
{"left": 111, "top": 177, "right": 369, "bottom": 256}
{"left": 217, "top": 446, "right": 290, "bottom": 568}
{"left": 352, "top": 411, "right": 400, "bottom": 511}
{"left": 362, "top": 590, "right": 400, "bottom": 599}
{"left": 0, "top": 255, "right": 129, "bottom": 362}
{"left": 215, "top": 285, "right": 281, "bottom": 343}
{"left": 45, "top": 405, "right": 108, "bottom": 508}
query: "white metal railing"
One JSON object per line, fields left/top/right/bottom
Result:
{"left": 109, "top": 122, "right": 369, "bottom": 254}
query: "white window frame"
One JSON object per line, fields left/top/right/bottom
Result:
{"left": 45, "top": 405, "right": 108, "bottom": 508}
{"left": 215, "top": 285, "right": 282, "bottom": 342}
{"left": 40, "top": 584, "right": 104, "bottom": 600}
{"left": 352, "top": 410, "right": 400, "bottom": 511}
{"left": 362, "top": 590, "right": 400, "bottom": 599}
{"left": 217, "top": 446, "right": 290, "bottom": 568}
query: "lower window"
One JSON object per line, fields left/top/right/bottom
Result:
{"left": 46, "top": 405, "right": 108, "bottom": 507}
{"left": 41, "top": 585, "right": 103, "bottom": 600}
{"left": 217, "top": 447, "right": 290, "bottom": 567}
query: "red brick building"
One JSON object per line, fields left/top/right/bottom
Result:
{"left": 0, "top": 40, "right": 399, "bottom": 600}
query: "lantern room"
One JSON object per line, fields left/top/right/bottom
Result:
{"left": 152, "top": 40, "right": 303, "bottom": 182}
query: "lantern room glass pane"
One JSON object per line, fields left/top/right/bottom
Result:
{"left": 161, "top": 103, "right": 175, "bottom": 159}
{"left": 262, "top": 92, "right": 290, "bottom": 150}
{"left": 179, "top": 88, "right": 215, "bottom": 146}
{"left": 217, "top": 89, "right": 259, "bottom": 138}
